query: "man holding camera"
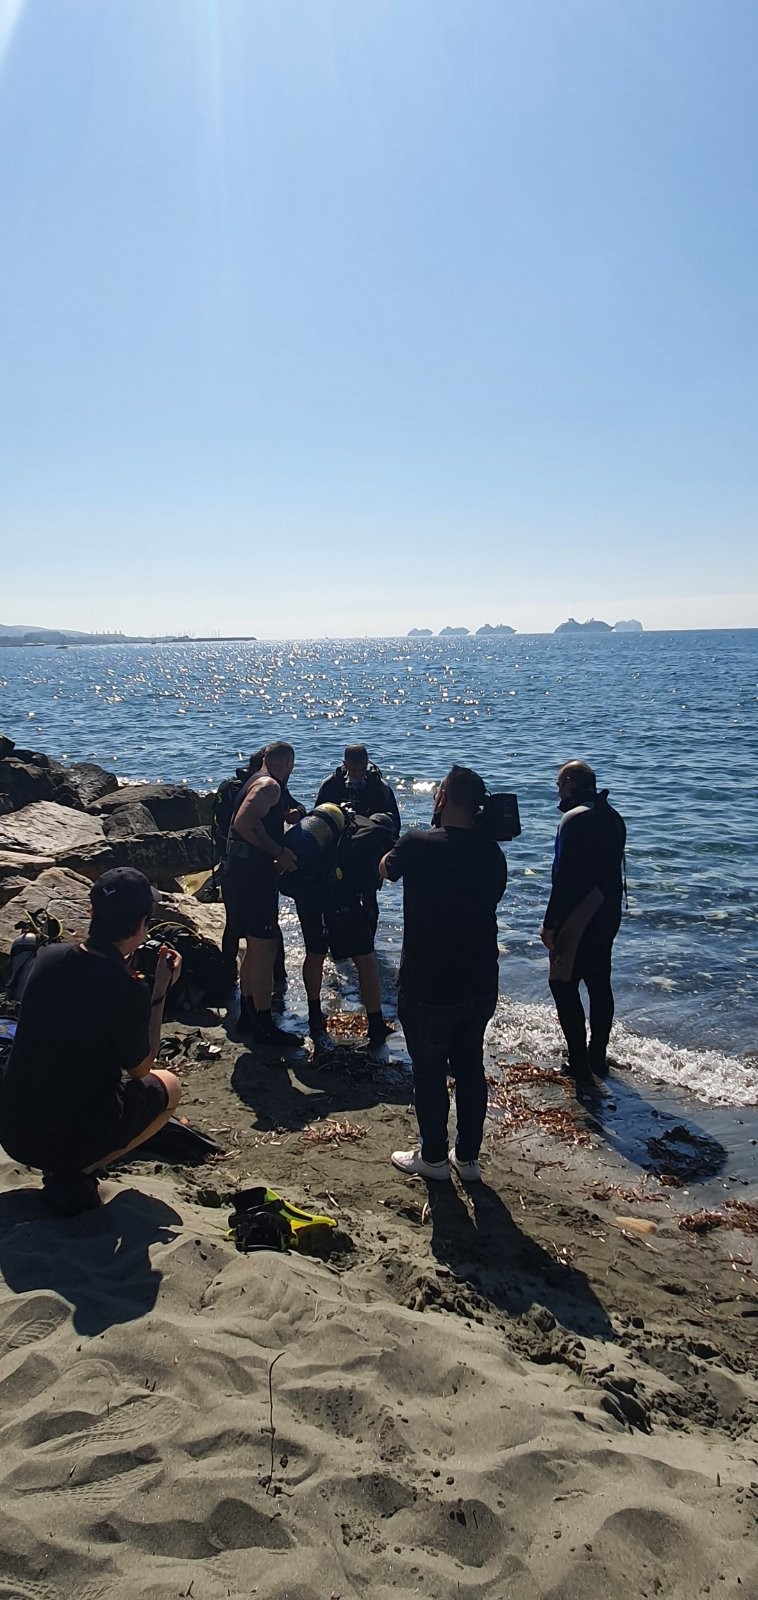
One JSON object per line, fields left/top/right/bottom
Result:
{"left": 380, "top": 765, "right": 507, "bottom": 1182}
{"left": 0, "top": 867, "right": 182, "bottom": 1214}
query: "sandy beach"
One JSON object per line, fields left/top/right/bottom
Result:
{"left": 1, "top": 978, "right": 757, "bottom": 1600}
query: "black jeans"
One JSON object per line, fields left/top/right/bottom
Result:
{"left": 549, "top": 936, "right": 615, "bottom": 1072}
{"left": 398, "top": 995, "right": 496, "bottom": 1164}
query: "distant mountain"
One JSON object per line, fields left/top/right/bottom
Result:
{"left": 439, "top": 626, "right": 470, "bottom": 636}
{"left": 613, "top": 619, "right": 643, "bottom": 633}
{"left": 555, "top": 617, "right": 612, "bottom": 634}
{"left": 407, "top": 628, "right": 433, "bottom": 637}
{"left": 476, "top": 623, "right": 516, "bottom": 635}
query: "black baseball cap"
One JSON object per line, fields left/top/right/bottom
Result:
{"left": 89, "top": 867, "right": 157, "bottom": 930}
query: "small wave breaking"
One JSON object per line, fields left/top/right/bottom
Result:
{"left": 489, "top": 998, "right": 758, "bottom": 1109}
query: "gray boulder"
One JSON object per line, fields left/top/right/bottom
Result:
{"left": 102, "top": 803, "right": 159, "bottom": 842}
{"left": 0, "top": 867, "right": 94, "bottom": 969}
{"left": 0, "top": 801, "right": 105, "bottom": 859}
{"left": 152, "top": 891, "right": 225, "bottom": 948}
{"left": 0, "top": 756, "right": 83, "bottom": 812}
{"left": 0, "top": 850, "right": 55, "bottom": 888}
{"left": 93, "top": 783, "right": 201, "bottom": 831}
{"left": 62, "top": 826, "right": 212, "bottom": 888}
{"left": 64, "top": 761, "right": 119, "bottom": 807}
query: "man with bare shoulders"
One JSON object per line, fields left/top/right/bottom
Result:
{"left": 222, "top": 740, "right": 304, "bottom": 1047}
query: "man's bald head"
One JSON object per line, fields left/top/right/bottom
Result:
{"left": 556, "top": 760, "right": 597, "bottom": 804}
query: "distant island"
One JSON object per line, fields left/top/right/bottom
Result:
{"left": 439, "top": 626, "right": 470, "bottom": 636}
{"left": 476, "top": 623, "right": 516, "bottom": 635}
{"left": 0, "top": 624, "right": 256, "bottom": 648}
{"left": 407, "top": 628, "right": 434, "bottom": 637}
{"left": 555, "top": 617, "right": 643, "bottom": 635}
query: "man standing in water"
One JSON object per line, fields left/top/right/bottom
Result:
{"left": 540, "top": 760, "right": 626, "bottom": 1081}
{"left": 316, "top": 744, "right": 401, "bottom": 934}
{"left": 380, "top": 765, "right": 507, "bottom": 1181}
{"left": 222, "top": 741, "right": 303, "bottom": 1047}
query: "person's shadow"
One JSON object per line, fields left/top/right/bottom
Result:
{"left": 231, "top": 1043, "right": 412, "bottom": 1136}
{"left": 565, "top": 1068, "right": 728, "bottom": 1183}
{"left": 424, "top": 1178, "right": 613, "bottom": 1343}
{"left": 0, "top": 1185, "right": 181, "bottom": 1336}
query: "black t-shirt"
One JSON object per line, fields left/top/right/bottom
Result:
{"left": 0, "top": 941, "right": 151, "bottom": 1166}
{"left": 383, "top": 826, "right": 507, "bottom": 1005}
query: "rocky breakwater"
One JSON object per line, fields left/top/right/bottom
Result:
{"left": 0, "top": 735, "right": 216, "bottom": 974}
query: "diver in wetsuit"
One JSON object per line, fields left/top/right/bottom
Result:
{"left": 540, "top": 761, "right": 626, "bottom": 1081}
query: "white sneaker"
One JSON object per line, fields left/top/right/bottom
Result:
{"left": 391, "top": 1148, "right": 450, "bottom": 1180}
{"left": 449, "top": 1147, "right": 481, "bottom": 1182}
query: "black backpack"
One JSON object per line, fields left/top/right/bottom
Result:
{"left": 210, "top": 767, "right": 254, "bottom": 886}
{"left": 333, "top": 813, "right": 397, "bottom": 897}
{"left": 134, "top": 920, "right": 231, "bottom": 1012}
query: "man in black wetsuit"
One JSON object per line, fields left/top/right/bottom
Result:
{"left": 222, "top": 740, "right": 303, "bottom": 1047}
{"left": 316, "top": 745, "right": 400, "bottom": 935}
{"left": 0, "top": 867, "right": 182, "bottom": 1214}
{"left": 380, "top": 765, "right": 507, "bottom": 1182}
{"left": 540, "top": 760, "right": 626, "bottom": 1081}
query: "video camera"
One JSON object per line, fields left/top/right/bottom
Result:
{"left": 476, "top": 792, "right": 521, "bottom": 842}
{"left": 431, "top": 788, "right": 521, "bottom": 842}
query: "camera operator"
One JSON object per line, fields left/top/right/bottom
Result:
{"left": 0, "top": 868, "right": 182, "bottom": 1215}
{"left": 380, "top": 765, "right": 507, "bottom": 1182}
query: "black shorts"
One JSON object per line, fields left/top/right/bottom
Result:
{"left": 295, "top": 889, "right": 374, "bottom": 962}
{"left": 0, "top": 1071, "right": 169, "bottom": 1173}
{"left": 222, "top": 851, "right": 280, "bottom": 939}
{"left": 117, "top": 1072, "right": 170, "bottom": 1149}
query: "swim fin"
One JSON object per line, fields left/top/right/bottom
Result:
{"left": 227, "top": 1186, "right": 337, "bottom": 1254}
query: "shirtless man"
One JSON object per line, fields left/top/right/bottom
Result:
{"left": 222, "top": 740, "right": 303, "bottom": 1047}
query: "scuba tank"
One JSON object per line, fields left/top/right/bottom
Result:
{"left": 9, "top": 910, "right": 64, "bottom": 1004}
{"left": 284, "top": 803, "right": 345, "bottom": 872}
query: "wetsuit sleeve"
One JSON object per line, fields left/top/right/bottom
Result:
{"left": 382, "top": 783, "right": 401, "bottom": 834}
{"left": 543, "top": 814, "right": 589, "bottom": 932}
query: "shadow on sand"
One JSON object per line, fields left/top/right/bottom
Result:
{"left": 425, "top": 1178, "right": 614, "bottom": 1344}
{"left": 0, "top": 1185, "right": 181, "bottom": 1336}
{"left": 231, "top": 1040, "right": 412, "bottom": 1135}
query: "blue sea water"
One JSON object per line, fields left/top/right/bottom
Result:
{"left": 2, "top": 630, "right": 757, "bottom": 1106}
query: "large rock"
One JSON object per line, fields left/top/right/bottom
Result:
{"left": 64, "top": 761, "right": 119, "bottom": 808}
{"left": 102, "top": 803, "right": 159, "bottom": 842}
{"left": 0, "top": 868, "right": 94, "bottom": 969}
{"left": 152, "top": 892, "right": 225, "bottom": 947}
{"left": 0, "top": 850, "right": 55, "bottom": 887}
{"left": 93, "top": 783, "right": 202, "bottom": 831}
{"left": 0, "top": 735, "right": 15, "bottom": 759}
{"left": 0, "top": 801, "right": 105, "bottom": 859}
{"left": 62, "top": 827, "right": 212, "bottom": 888}
{"left": 0, "top": 875, "right": 38, "bottom": 910}
{"left": 0, "top": 756, "right": 83, "bottom": 812}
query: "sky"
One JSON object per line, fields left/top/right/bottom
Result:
{"left": 0, "top": 0, "right": 756, "bottom": 638}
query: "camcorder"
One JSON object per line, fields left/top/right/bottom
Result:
{"left": 132, "top": 938, "right": 179, "bottom": 982}
{"left": 476, "top": 791, "right": 521, "bottom": 842}
{"left": 432, "top": 790, "right": 521, "bottom": 842}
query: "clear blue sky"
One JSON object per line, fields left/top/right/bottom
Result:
{"left": 1, "top": 0, "right": 756, "bottom": 636}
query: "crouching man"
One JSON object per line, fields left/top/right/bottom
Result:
{"left": 0, "top": 867, "right": 182, "bottom": 1214}
{"left": 380, "top": 765, "right": 507, "bottom": 1182}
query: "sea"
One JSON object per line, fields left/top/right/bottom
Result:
{"left": 3, "top": 630, "right": 757, "bottom": 1124}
